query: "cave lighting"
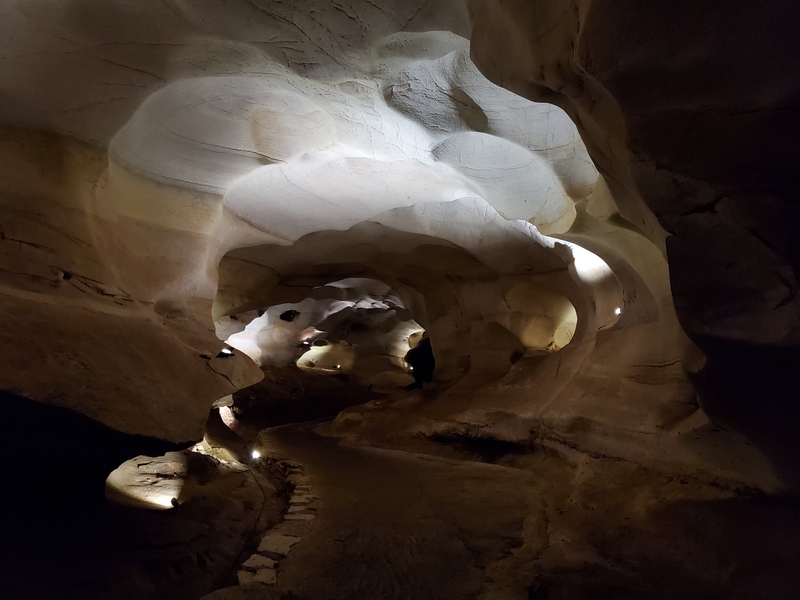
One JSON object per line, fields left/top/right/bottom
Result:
{"left": 615, "top": 307, "right": 622, "bottom": 315}
{"left": 251, "top": 449, "right": 261, "bottom": 459}
{"left": 220, "top": 347, "right": 233, "bottom": 355}
{"left": 152, "top": 494, "right": 182, "bottom": 509}
{"left": 219, "top": 405, "right": 236, "bottom": 428}
{"left": 105, "top": 457, "right": 187, "bottom": 511}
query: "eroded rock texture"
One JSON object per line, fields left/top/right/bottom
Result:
{"left": 2, "top": 1, "right": 617, "bottom": 445}
{"left": 2, "top": 0, "right": 794, "bottom": 488}
{"left": 1, "top": 1, "right": 799, "bottom": 597}
{"left": 470, "top": 0, "right": 800, "bottom": 481}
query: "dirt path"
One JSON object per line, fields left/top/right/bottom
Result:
{"left": 243, "top": 422, "right": 800, "bottom": 600}
{"left": 264, "top": 424, "right": 545, "bottom": 600}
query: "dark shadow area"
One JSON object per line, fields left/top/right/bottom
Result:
{"left": 689, "top": 340, "right": 800, "bottom": 493}
{"left": 0, "top": 390, "right": 188, "bottom": 524}
{"left": 280, "top": 310, "right": 300, "bottom": 322}
{"left": 428, "top": 433, "right": 533, "bottom": 463}
{"left": 533, "top": 494, "right": 800, "bottom": 600}
{"left": 231, "top": 366, "right": 382, "bottom": 429}
{"left": 0, "top": 391, "right": 284, "bottom": 600}
{"left": 405, "top": 337, "right": 435, "bottom": 389}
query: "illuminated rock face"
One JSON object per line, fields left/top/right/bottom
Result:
{"left": 470, "top": 0, "right": 800, "bottom": 341}
{"left": 0, "top": 127, "right": 264, "bottom": 442}
{"left": 106, "top": 451, "right": 200, "bottom": 511}
{"left": 0, "top": 0, "right": 793, "bottom": 492}
{"left": 0, "top": 1, "right": 599, "bottom": 440}
{"left": 469, "top": 0, "right": 800, "bottom": 483}
{"left": 223, "top": 278, "right": 423, "bottom": 388}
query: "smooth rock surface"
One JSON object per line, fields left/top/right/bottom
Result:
{"left": 262, "top": 424, "right": 800, "bottom": 600}
{"left": 2, "top": 2, "right": 799, "bottom": 597}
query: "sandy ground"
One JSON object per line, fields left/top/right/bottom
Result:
{"left": 253, "top": 423, "right": 800, "bottom": 600}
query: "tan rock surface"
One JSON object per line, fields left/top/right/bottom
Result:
{"left": 1, "top": 2, "right": 799, "bottom": 597}
{"left": 469, "top": 0, "right": 800, "bottom": 480}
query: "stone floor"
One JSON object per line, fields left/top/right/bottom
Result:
{"left": 206, "top": 422, "right": 800, "bottom": 600}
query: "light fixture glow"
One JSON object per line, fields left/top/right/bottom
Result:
{"left": 614, "top": 307, "right": 622, "bottom": 316}
{"left": 251, "top": 449, "right": 261, "bottom": 459}
{"left": 335, "top": 364, "right": 341, "bottom": 369}
{"left": 220, "top": 347, "right": 233, "bottom": 355}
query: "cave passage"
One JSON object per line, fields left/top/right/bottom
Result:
{"left": 215, "top": 276, "right": 429, "bottom": 428}
{"left": 3, "top": 2, "right": 800, "bottom": 599}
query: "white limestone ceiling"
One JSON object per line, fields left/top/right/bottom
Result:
{"left": 226, "top": 285, "right": 406, "bottom": 369}
{"left": 107, "top": 40, "right": 595, "bottom": 239}
{"left": 94, "top": 3, "right": 614, "bottom": 364}
{"left": 0, "top": 0, "right": 662, "bottom": 441}
{"left": 223, "top": 278, "right": 422, "bottom": 386}
{"left": 0, "top": 1, "right": 471, "bottom": 144}
{"left": 1, "top": 0, "right": 604, "bottom": 296}
{"left": 213, "top": 194, "right": 624, "bottom": 390}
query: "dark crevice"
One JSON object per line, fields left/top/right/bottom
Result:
{"left": 428, "top": 433, "right": 533, "bottom": 463}
{"left": 0, "top": 390, "right": 190, "bottom": 526}
{"left": 280, "top": 309, "right": 300, "bottom": 322}
{"left": 231, "top": 366, "right": 382, "bottom": 429}
{"left": 682, "top": 195, "right": 726, "bottom": 216}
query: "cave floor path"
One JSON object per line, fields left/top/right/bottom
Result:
{"left": 263, "top": 423, "right": 545, "bottom": 600}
